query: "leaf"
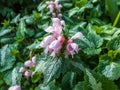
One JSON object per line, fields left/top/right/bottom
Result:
{"left": 102, "top": 62, "right": 120, "bottom": 80}
{"left": 16, "top": 20, "right": 26, "bottom": 39}
{"left": 11, "top": 14, "right": 20, "bottom": 24}
{"left": 85, "top": 69, "right": 102, "bottom": 90}
{"left": 73, "top": 82, "right": 83, "bottom": 90}
{"left": 35, "top": 80, "right": 61, "bottom": 90}
{"left": 105, "top": 0, "right": 119, "bottom": 22}
{"left": 32, "top": 72, "right": 42, "bottom": 83}
{"left": 0, "top": 29, "right": 11, "bottom": 37}
{"left": 0, "top": 45, "right": 16, "bottom": 72}
{"left": 37, "top": 2, "right": 46, "bottom": 12}
{"left": 62, "top": 72, "right": 76, "bottom": 90}
{"left": 75, "top": 31, "right": 103, "bottom": 55}
{"left": 81, "top": 70, "right": 117, "bottom": 90}
{"left": 35, "top": 54, "right": 62, "bottom": 85}
{"left": 68, "top": 7, "right": 79, "bottom": 17}
{"left": 44, "top": 57, "right": 62, "bottom": 85}
{"left": 27, "top": 40, "right": 40, "bottom": 50}
{"left": 107, "top": 36, "right": 120, "bottom": 50}
{"left": 3, "top": 63, "right": 22, "bottom": 85}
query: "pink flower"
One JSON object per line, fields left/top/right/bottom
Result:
{"left": 24, "top": 71, "right": 32, "bottom": 78}
{"left": 66, "top": 42, "right": 79, "bottom": 58}
{"left": 56, "top": 4, "right": 62, "bottom": 12}
{"left": 8, "top": 85, "right": 21, "bottom": 90}
{"left": 49, "top": 40, "right": 62, "bottom": 57}
{"left": 24, "top": 60, "right": 34, "bottom": 68}
{"left": 19, "top": 67, "right": 26, "bottom": 73}
{"left": 40, "top": 35, "right": 55, "bottom": 48}
{"left": 71, "top": 32, "right": 84, "bottom": 39}
{"left": 47, "top": 1, "right": 55, "bottom": 13}
{"left": 52, "top": 18, "right": 62, "bottom": 37}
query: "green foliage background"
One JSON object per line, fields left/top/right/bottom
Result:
{"left": 0, "top": 0, "right": 120, "bottom": 90}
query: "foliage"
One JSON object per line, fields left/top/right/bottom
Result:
{"left": 0, "top": 0, "right": 120, "bottom": 90}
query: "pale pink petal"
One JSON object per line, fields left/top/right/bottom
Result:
{"left": 52, "top": 18, "right": 61, "bottom": 25}
{"left": 40, "top": 35, "right": 55, "bottom": 48}
{"left": 49, "top": 40, "right": 62, "bottom": 51}
{"left": 56, "top": 4, "right": 62, "bottom": 12}
{"left": 66, "top": 42, "right": 79, "bottom": 58}
{"left": 50, "top": 51, "right": 56, "bottom": 57}
{"left": 48, "top": 5, "right": 54, "bottom": 12}
{"left": 44, "top": 46, "right": 52, "bottom": 54}
{"left": 61, "top": 20, "right": 65, "bottom": 26}
{"left": 71, "top": 32, "right": 84, "bottom": 39}
{"left": 71, "top": 43, "right": 79, "bottom": 53}
{"left": 45, "top": 26, "right": 54, "bottom": 33}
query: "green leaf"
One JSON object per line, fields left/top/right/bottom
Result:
{"left": 75, "top": 0, "right": 88, "bottom": 8}
{"left": 3, "top": 63, "right": 22, "bottom": 85}
{"left": 35, "top": 80, "right": 61, "bottom": 90}
{"left": 82, "top": 70, "right": 117, "bottom": 90}
{"left": 73, "top": 82, "right": 83, "bottom": 90}
{"left": 102, "top": 62, "right": 120, "bottom": 80}
{"left": 0, "top": 45, "right": 16, "bottom": 72}
{"left": 37, "top": 2, "right": 46, "bottom": 12}
{"left": 16, "top": 20, "right": 26, "bottom": 39}
{"left": 32, "top": 72, "right": 42, "bottom": 83}
{"left": 105, "top": 0, "right": 119, "bottom": 22}
{"left": 62, "top": 72, "right": 76, "bottom": 90}
{"left": 44, "top": 57, "right": 62, "bottom": 85}
{"left": 11, "top": 14, "right": 20, "bottom": 24}
{"left": 0, "top": 29, "right": 11, "bottom": 37}
{"left": 68, "top": 7, "right": 79, "bottom": 17}
{"left": 107, "top": 36, "right": 120, "bottom": 50}
{"left": 85, "top": 69, "right": 102, "bottom": 90}
{"left": 27, "top": 40, "right": 40, "bottom": 50}
{"left": 75, "top": 31, "right": 103, "bottom": 55}
{"left": 35, "top": 54, "right": 62, "bottom": 85}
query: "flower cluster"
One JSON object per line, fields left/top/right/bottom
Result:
{"left": 47, "top": 0, "right": 62, "bottom": 17}
{"left": 19, "top": 56, "right": 36, "bottom": 78}
{"left": 40, "top": 0, "right": 83, "bottom": 58}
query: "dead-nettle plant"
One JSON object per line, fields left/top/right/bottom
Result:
{"left": 8, "top": 0, "right": 84, "bottom": 89}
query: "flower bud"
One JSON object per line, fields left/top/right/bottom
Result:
{"left": 19, "top": 67, "right": 26, "bottom": 73}
{"left": 32, "top": 56, "right": 36, "bottom": 64}
{"left": 24, "top": 60, "right": 34, "bottom": 68}
{"left": 24, "top": 71, "right": 32, "bottom": 78}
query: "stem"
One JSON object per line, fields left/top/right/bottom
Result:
{"left": 113, "top": 11, "right": 120, "bottom": 27}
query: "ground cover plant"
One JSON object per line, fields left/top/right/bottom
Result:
{"left": 0, "top": 0, "right": 120, "bottom": 90}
